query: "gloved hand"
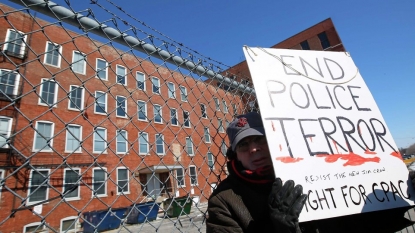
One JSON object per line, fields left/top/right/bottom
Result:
{"left": 269, "top": 178, "right": 307, "bottom": 233}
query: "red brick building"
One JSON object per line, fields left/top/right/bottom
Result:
{"left": 0, "top": 3, "right": 236, "bottom": 232}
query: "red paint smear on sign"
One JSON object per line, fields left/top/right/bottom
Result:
{"left": 364, "top": 148, "right": 377, "bottom": 155}
{"left": 316, "top": 152, "right": 380, "bottom": 166}
{"left": 390, "top": 151, "right": 403, "bottom": 161}
{"left": 276, "top": 157, "right": 304, "bottom": 163}
{"left": 309, "top": 136, "right": 313, "bottom": 143}
{"left": 271, "top": 121, "right": 275, "bottom": 131}
{"left": 332, "top": 140, "right": 339, "bottom": 154}
{"left": 279, "top": 144, "right": 282, "bottom": 151}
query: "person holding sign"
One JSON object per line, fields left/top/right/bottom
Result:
{"left": 207, "top": 111, "right": 415, "bottom": 233}
{"left": 206, "top": 112, "right": 307, "bottom": 232}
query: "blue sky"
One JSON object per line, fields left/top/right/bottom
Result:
{"left": 8, "top": 0, "right": 415, "bottom": 148}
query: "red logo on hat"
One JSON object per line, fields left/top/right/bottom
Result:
{"left": 236, "top": 117, "right": 248, "bottom": 127}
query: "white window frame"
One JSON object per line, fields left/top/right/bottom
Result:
{"left": 189, "top": 166, "right": 198, "bottom": 186}
{"left": 155, "top": 134, "right": 165, "bottom": 155}
{"left": 176, "top": 167, "right": 185, "bottom": 187}
{"left": 0, "top": 69, "right": 20, "bottom": 97}
{"left": 116, "top": 95, "right": 127, "bottom": 118}
{"left": 63, "top": 168, "right": 81, "bottom": 201}
{"left": 116, "top": 167, "right": 130, "bottom": 195}
{"left": 232, "top": 103, "right": 238, "bottom": 115}
{"left": 65, "top": 124, "right": 82, "bottom": 153}
{"left": 0, "top": 169, "right": 5, "bottom": 199}
{"left": 152, "top": 77, "right": 160, "bottom": 94}
{"left": 180, "top": 86, "right": 187, "bottom": 102}
{"left": 185, "top": 137, "right": 194, "bottom": 156}
{"left": 71, "top": 51, "right": 86, "bottom": 75}
{"left": 218, "top": 118, "right": 224, "bottom": 133}
{"left": 207, "top": 152, "right": 215, "bottom": 170}
{"left": 223, "top": 100, "right": 228, "bottom": 113}
{"left": 167, "top": 82, "right": 176, "bottom": 99}
{"left": 3, "top": 29, "right": 27, "bottom": 57}
{"left": 93, "top": 127, "right": 107, "bottom": 154}
{"left": 137, "top": 100, "right": 147, "bottom": 121}
{"left": 204, "top": 127, "right": 211, "bottom": 143}
{"left": 221, "top": 140, "right": 227, "bottom": 155}
{"left": 116, "top": 130, "right": 128, "bottom": 154}
{"left": 92, "top": 167, "right": 107, "bottom": 197}
{"left": 170, "top": 108, "right": 178, "bottom": 126}
{"left": 23, "top": 222, "right": 45, "bottom": 233}
{"left": 201, "top": 104, "right": 207, "bottom": 119}
{"left": 43, "top": 41, "right": 62, "bottom": 67}
{"left": 38, "top": 78, "right": 58, "bottom": 107}
{"left": 116, "top": 64, "right": 127, "bottom": 85}
{"left": 60, "top": 216, "right": 79, "bottom": 233}
{"left": 68, "top": 85, "right": 84, "bottom": 111}
{"left": 136, "top": 71, "right": 145, "bottom": 90}
{"left": 214, "top": 98, "right": 220, "bottom": 111}
{"left": 139, "top": 132, "right": 149, "bottom": 155}
{"left": 94, "top": 91, "right": 107, "bottom": 115}
{"left": 153, "top": 104, "right": 163, "bottom": 124}
{"left": 183, "top": 110, "right": 190, "bottom": 128}
{"left": 96, "top": 58, "right": 108, "bottom": 80}
{"left": 0, "top": 117, "right": 12, "bottom": 149}
{"left": 33, "top": 121, "right": 54, "bottom": 152}
{"left": 27, "top": 169, "right": 50, "bottom": 205}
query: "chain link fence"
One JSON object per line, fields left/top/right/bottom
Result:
{"left": 0, "top": 1, "right": 414, "bottom": 233}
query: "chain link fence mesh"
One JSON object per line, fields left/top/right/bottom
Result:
{"left": 0, "top": 1, "right": 414, "bottom": 233}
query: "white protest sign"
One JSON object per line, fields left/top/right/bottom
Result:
{"left": 243, "top": 47, "right": 415, "bottom": 222}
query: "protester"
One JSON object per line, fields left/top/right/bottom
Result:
{"left": 207, "top": 111, "right": 415, "bottom": 233}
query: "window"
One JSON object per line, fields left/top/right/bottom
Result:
{"left": 176, "top": 168, "right": 185, "bottom": 187}
{"left": 207, "top": 152, "right": 215, "bottom": 170}
{"left": 61, "top": 217, "right": 79, "bottom": 233}
{"left": 116, "top": 130, "right": 128, "bottom": 154}
{"left": 154, "top": 104, "right": 162, "bottom": 123}
{"left": 63, "top": 168, "right": 80, "bottom": 200}
{"left": 186, "top": 137, "right": 194, "bottom": 156}
{"left": 96, "top": 59, "right": 108, "bottom": 80}
{"left": 232, "top": 104, "right": 238, "bottom": 115}
{"left": 92, "top": 168, "right": 107, "bottom": 196}
{"left": 23, "top": 222, "right": 45, "bottom": 233}
{"left": 221, "top": 140, "right": 227, "bottom": 155}
{"left": 139, "top": 132, "right": 149, "bottom": 155}
{"left": 189, "top": 166, "right": 198, "bottom": 186}
{"left": 152, "top": 77, "right": 160, "bottom": 94}
{"left": 300, "top": 40, "right": 310, "bottom": 50}
{"left": 72, "top": 51, "right": 86, "bottom": 74}
{"left": 28, "top": 169, "right": 49, "bottom": 203}
{"left": 44, "top": 41, "right": 61, "bottom": 67}
{"left": 167, "top": 82, "right": 175, "bottom": 98}
{"left": 136, "top": 72, "right": 145, "bottom": 90}
{"left": 33, "top": 121, "right": 54, "bottom": 151}
{"left": 116, "top": 65, "right": 127, "bottom": 85}
{"left": 225, "top": 120, "right": 230, "bottom": 129}
{"left": 214, "top": 98, "right": 220, "bottom": 111}
{"left": 3, "top": 29, "right": 26, "bottom": 57}
{"left": 318, "top": 32, "right": 330, "bottom": 49}
{"left": 65, "top": 125, "right": 81, "bottom": 153}
{"left": 218, "top": 119, "right": 224, "bottom": 133}
{"left": 39, "top": 79, "right": 58, "bottom": 107}
{"left": 68, "top": 85, "right": 84, "bottom": 111}
{"left": 0, "top": 117, "right": 12, "bottom": 148}
{"left": 94, "top": 91, "right": 107, "bottom": 114}
{"left": 0, "top": 69, "right": 19, "bottom": 98}
{"left": 170, "top": 108, "right": 178, "bottom": 126}
{"left": 204, "top": 127, "right": 211, "bottom": 143}
{"left": 117, "top": 167, "right": 129, "bottom": 194}
{"left": 93, "top": 127, "right": 107, "bottom": 153}
{"left": 0, "top": 169, "right": 4, "bottom": 199}
{"left": 180, "top": 86, "right": 187, "bottom": 102}
{"left": 155, "top": 134, "right": 165, "bottom": 155}
{"left": 116, "top": 96, "right": 127, "bottom": 117}
{"left": 183, "top": 111, "right": 190, "bottom": 128}
{"left": 201, "top": 104, "right": 207, "bottom": 118}
{"left": 222, "top": 100, "right": 228, "bottom": 113}
{"left": 137, "top": 100, "right": 147, "bottom": 121}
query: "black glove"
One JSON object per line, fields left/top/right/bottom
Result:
{"left": 409, "top": 170, "right": 415, "bottom": 188}
{"left": 269, "top": 178, "right": 307, "bottom": 233}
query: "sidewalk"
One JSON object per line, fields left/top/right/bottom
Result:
{"left": 105, "top": 202, "right": 208, "bottom": 233}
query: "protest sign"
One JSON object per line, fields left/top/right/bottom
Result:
{"left": 243, "top": 47, "right": 415, "bottom": 222}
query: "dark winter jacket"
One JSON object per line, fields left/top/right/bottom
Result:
{"left": 207, "top": 160, "right": 415, "bottom": 233}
